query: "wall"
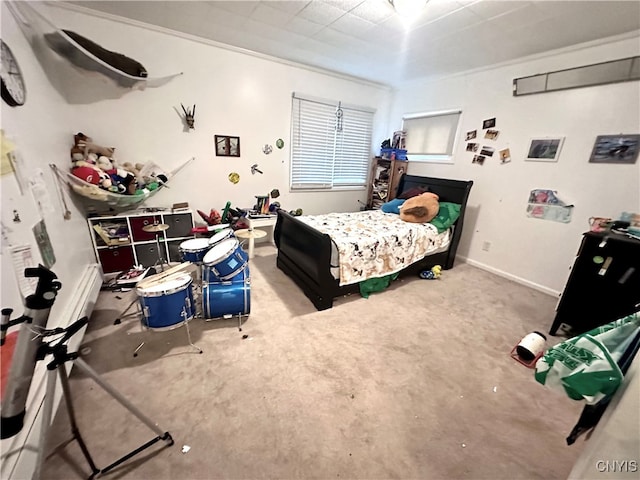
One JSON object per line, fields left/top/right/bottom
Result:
{"left": 40, "top": 3, "right": 393, "bottom": 218}
{"left": 391, "top": 34, "right": 640, "bottom": 295}
{"left": 1, "top": 2, "right": 99, "bottom": 325}
{"left": 1, "top": 3, "right": 103, "bottom": 478}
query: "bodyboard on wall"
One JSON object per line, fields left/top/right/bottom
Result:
{"left": 6, "top": 1, "right": 182, "bottom": 104}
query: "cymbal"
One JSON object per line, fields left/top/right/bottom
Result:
{"left": 234, "top": 228, "right": 267, "bottom": 239}
{"left": 143, "top": 223, "right": 170, "bottom": 233}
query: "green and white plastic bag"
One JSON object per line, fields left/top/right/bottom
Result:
{"left": 535, "top": 312, "right": 640, "bottom": 404}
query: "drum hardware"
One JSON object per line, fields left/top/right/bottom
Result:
{"left": 234, "top": 228, "right": 267, "bottom": 258}
{"left": 142, "top": 223, "right": 170, "bottom": 272}
{"left": 142, "top": 223, "right": 170, "bottom": 233}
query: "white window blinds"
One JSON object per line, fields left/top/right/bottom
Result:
{"left": 402, "top": 110, "right": 461, "bottom": 162}
{"left": 291, "top": 93, "right": 374, "bottom": 190}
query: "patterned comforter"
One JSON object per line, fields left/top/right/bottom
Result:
{"left": 297, "top": 210, "right": 451, "bottom": 286}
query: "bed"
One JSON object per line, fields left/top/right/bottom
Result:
{"left": 274, "top": 174, "right": 474, "bottom": 310}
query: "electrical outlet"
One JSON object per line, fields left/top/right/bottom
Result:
{"left": 482, "top": 241, "right": 491, "bottom": 252}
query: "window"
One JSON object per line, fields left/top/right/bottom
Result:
{"left": 402, "top": 109, "right": 462, "bottom": 163}
{"left": 291, "top": 93, "right": 374, "bottom": 190}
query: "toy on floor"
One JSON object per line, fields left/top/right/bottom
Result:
{"left": 419, "top": 265, "right": 442, "bottom": 280}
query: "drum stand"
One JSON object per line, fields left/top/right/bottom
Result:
{"left": 33, "top": 318, "right": 173, "bottom": 480}
{"left": 152, "top": 231, "right": 169, "bottom": 272}
{"left": 142, "top": 223, "right": 170, "bottom": 273}
{"left": 133, "top": 305, "right": 203, "bottom": 358}
{"left": 114, "top": 294, "right": 141, "bottom": 325}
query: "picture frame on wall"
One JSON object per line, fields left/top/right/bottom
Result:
{"left": 588, "top": 134, "right": 640, "bottom": 164}
{"left": 526, "top": 137, "right": 564, "bottom": 162}
{"left": 215, "top": 135, "right": 241, "bottom": 157}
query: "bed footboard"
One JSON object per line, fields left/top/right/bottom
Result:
{"left": 274, "top": 209, "right": 345, "bottom": 310}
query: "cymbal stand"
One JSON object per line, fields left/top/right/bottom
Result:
{"left": 33, "top": 318, "right": 174, "bottom": 480}
{"left": 114, "top": 293, "right": 141, "bottom": 325}
{"left": 152, "top": 231, "right": 168, "bottom": 273}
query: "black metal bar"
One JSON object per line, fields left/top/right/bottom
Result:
{"left": 97, "top": 432, "right": 174, "bottom": 476}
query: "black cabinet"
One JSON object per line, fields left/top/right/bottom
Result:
{"left": 550, "top": 232, "right": 640, "bottom": 336}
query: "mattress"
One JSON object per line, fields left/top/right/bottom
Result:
{"left": 297, "top": 210, "right": 451, "bottom": 286}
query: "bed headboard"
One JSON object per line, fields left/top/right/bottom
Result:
{"left": 396, "top": 174, "right": 473, "bottom": 207}
{"left": 396, "top": 174, "right": 474, "bottom": 269}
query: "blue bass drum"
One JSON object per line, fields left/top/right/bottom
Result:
{"left": 136, "top": 273, "right": 195, "bottom": 330}
{"left": 203, "top": 267, "right": 251, "bottom": 319}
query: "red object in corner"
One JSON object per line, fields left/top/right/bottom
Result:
{"left": 510, "top": 344, "right": 543, "bottom": 369}
{"left": 1, "top": 331, "right": 19, "bottom": 401}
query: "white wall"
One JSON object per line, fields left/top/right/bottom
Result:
{"left": 1, "top": 2, "right": 99, "bottom": 322}
{"left": 1, "top": 3, "right": 102, "bottom": 478}
{"left": 39, "top": 3, "right": 392, "bottom": 218}
{"left": 391, "top": 34, "right": 640, "bottom": 295}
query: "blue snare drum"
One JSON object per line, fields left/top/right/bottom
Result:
{"left": 136, "top": 273, "right": 195, "bottom": 330}
{"left": 202, "top": 237, "right": 248, "bottom": 282}
{"left": 208, "top": 228, "right": 233, "bottom": 246}
{"left": 203, "top": 267, "right": 251, "bottom": 319}
{"left": 179, "top": 238, "right": 211, "bottom": 264}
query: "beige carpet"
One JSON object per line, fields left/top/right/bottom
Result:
{"left": 42, "top": 244, "right": 585, "bottom": 479}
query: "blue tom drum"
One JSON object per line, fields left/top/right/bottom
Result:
{"left": 202, "top": 237, "right": 248, "bottom": 282}
{"left": 179, "top": 238, "right": 212, "bottom": 264}
{"left": 208, "top": 228, "right": 234, "bottom": 246}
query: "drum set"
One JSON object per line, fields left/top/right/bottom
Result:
{"left": 127, "top": 225, "right": 260, "bottom": 355}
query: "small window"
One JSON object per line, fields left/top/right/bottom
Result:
{"left": 291, "top": 93, "right": 374, "bottom": 190}
{"left": 402, "top": 109, "right": 462, "bottom": 163}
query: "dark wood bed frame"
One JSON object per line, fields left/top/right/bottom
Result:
{"left": 274, "top": 174, "right": 474, "bottom": 310}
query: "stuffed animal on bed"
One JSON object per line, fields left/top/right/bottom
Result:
{"left": 399, "top": 192, "right": 440, "bottom": 223}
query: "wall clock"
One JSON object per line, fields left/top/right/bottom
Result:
{"left": 1, "top": 40, "right": 26, "bottom": 107}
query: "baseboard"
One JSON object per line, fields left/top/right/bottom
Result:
{"left": 457, "top": 256, "right": 561, "bottom": 298}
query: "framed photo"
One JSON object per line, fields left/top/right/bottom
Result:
{"left": 526, "top": 137, "right": 564, "bottom": 162}
{"left": 589, "top": 134, "right": 640, "bottom": 164}
{"left": 482, "top": 118, "right": 496, "bottom": 129}
{"left": 215, "top": 135, "right": 240, "bottom": 157}
{"left": 480, "top": 145, "right": 495, "bottom": 157}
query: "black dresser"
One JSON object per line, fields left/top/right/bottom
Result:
{"left": 549, "top": 231, "right": 640, "bottom": 336}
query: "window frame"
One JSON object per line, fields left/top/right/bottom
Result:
{"left": 401, "top": 109, "right": 462, "bottom": 164}
{"left": 290, "top": 92, "right": 375, "bottom": 192}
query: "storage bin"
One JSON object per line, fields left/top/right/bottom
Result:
{"left": 380, "top": 148, "right": 408, "bottom": 160}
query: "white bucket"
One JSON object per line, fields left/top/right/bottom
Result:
{"left": 516, "top": 331, "right": 547, "bottom": 361}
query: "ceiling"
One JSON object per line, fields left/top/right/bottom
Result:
{"left": 63, "top": 0, "right": 640, "bottom": 87}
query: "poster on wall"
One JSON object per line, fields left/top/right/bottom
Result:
{"left": 526, "top": 137, "right": 564, "bottom": 162}
{"left": 499, "top": 148, "right": 511, "bottom": 164}
{"left": 32, "top": 219, "right": 56, "bottom": 268}
{"left": 588, "top": 134, "right": 640, "bottom": 164}
{"left": 526, "top": 189, "right": 573, "bottom": 223}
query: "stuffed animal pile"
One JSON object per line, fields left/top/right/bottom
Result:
{"left": 69, "top": 132, "right": 167, "bottom": 195}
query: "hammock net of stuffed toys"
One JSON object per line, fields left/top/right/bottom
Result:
{"left": 7, "top": 1, "right": 182, "bottom": 104}
{"left": 51, "top": 157, "right": 194, "bottom": 211}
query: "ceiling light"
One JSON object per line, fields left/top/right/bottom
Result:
{"left": 389, "top": 0, "right": 429, "bottom": 17}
